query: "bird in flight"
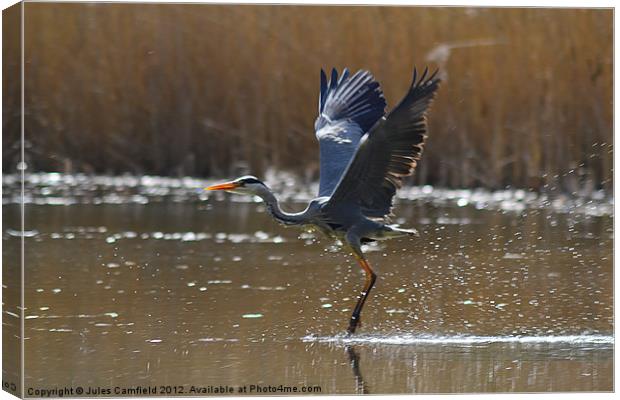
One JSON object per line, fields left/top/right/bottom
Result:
{"left": 207, "top": 67, "right": 440, "bottom": 334}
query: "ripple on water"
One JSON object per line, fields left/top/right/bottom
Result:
{"left": 194, "top": 338, "right": 240, "bottom": 343}
{"left": 240, "top": 285, "right": 285, "bottom": 291}
{"left": 302, "top": 334, "right": 614, "bottom": 347}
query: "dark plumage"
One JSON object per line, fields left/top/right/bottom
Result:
{"left": 315, "top": 69, "right": 386, "bottom": 197}
{"left": 327, "top": 68, "right": 440, "bottom": 219}
{"left": 207, "top": 67, "right": 440, "bottom": 334}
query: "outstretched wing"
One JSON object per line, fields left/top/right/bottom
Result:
{"left": 315, "top": 68, "right": 386, "bottom": 197}
{"left": 326, "top": 68, "right": 440, "bottom": 219}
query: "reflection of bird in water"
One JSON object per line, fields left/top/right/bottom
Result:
{"left": 346, "top": 346, "right": 370, "bottom": 394}
{"left": 207, "top": 67, "right": 440, "bottom": 334}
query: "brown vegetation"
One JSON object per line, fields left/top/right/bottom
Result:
{"left": 4, "top": 4, "right": 613, "bottom": 192}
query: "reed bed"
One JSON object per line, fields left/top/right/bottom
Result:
{"left": 4, "top": 4, "right": 613, "bottom": 192}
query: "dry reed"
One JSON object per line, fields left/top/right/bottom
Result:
{"left": 3, "top": 4, "right": 613, "bottom": 193}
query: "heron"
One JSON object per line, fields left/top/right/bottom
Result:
{"left": 206, "top": 67, "right": 440, "bottom": 334}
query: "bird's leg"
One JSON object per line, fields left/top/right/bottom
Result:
{"left": 347, "top": 251, "right": 376, "bottom": 335}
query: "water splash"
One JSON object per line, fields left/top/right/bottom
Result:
{"left": 303, "top": 333, "right": 614, "bottom": 346}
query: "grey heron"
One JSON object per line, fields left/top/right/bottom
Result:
{"left": 207, "top": 67, "right": 440, "bottom": 334}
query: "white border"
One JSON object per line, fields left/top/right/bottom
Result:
{"left": 0, "top": 2, "right": 615, "bottom": 400}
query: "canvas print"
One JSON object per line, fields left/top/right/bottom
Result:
{"left": 2, "top": 2, "right": 613, "bottom": 396}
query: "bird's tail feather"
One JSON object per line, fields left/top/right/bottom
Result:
{"left": 390, "top": 226, "right": 420, "bottom": 237}
{"left": 376, "top": 225, "right": 419, "bottom": 239}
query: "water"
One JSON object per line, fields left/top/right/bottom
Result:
{"left": 3, "top": 174, "right": 613, "bottom": 393}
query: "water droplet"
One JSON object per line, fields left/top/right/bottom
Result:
{"left": 242, "top": 313, "right": 263, "bottom": 319}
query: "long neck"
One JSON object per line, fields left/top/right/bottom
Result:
{"left": 258, "top": 188, "right": 306, "bottom": 226}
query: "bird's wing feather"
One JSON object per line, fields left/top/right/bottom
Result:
{"left": 315, "top": 68, "right": 386, "bottom": 197}
{"left": 326, "top": 68, "right": 440, "bottom": 219}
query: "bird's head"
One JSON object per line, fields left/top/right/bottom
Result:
{"left": 205, "top": 175, "right": 268, "bottom": 196}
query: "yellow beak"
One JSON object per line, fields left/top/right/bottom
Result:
{"left": 204, "top": 181, "right": 240, "bottom": 191}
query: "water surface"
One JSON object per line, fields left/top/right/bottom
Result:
{"left": 3, "top": 174, "right": 613, "bottom": 394}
